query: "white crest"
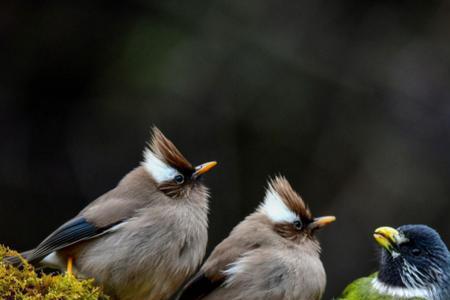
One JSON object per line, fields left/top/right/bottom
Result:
{"left": 258, "top": 185, "right": 297, "bottom": 223}
{"left": 142, "top": 149, "right": 179, "bottom": 183}
{"left": 371, "top": 277, "right": 433, "bottom": 299}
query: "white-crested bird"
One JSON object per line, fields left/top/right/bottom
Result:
{"left": 174, "top": 176, "right": 335, "bottom": 300}
{"left": 6, "top": 127, "right": 217, "bottom": 300}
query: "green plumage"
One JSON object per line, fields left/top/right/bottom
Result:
{"left": 337, "top": 273, "right": 425, "bottom": 300}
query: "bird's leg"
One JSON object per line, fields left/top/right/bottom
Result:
{"left": 67, "top": 256, "right": 73, "bottom": 275}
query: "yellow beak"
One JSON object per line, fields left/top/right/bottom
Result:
{"left": 309, "top": 216, "right": 336, "bottom": 230}
{"left": 373, "top": 226, "right": 400, "bottom": 251}
{"left": 192, "top": 161, "right": 218, "bottom": 178}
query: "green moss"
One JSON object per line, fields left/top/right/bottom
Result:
{"left": 0, "top": 245, "right": 109, "bottom": 299}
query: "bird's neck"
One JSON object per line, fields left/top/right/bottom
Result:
{"left": 372, "top": 277, "right": 435, "bottom": 299}
{"left": 377, "top": 259, "right": 406, "bottom": 288}
{"left": 377, "top": 254, "right": 450, "bottom": 300}
{"left": 374, "top": 270, "right": 450, "bottom": 300}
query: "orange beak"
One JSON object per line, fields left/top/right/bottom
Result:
{"left": 308, "top": 216, "right": 336, "bottom": 230}
{"left": 192, "top": 161, "right": 218, "bottom": 179}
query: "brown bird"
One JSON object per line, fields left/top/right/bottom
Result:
{"left": 6, "top": 127, "right": 217, "bottom": 300}
{"left": 174, "top": 176, "right": 335, "bottom": 300}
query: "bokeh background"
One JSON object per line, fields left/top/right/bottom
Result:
{"left": 2, "top": 1, "right": 450, "bottom": 298}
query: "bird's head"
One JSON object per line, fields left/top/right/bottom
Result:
{"left": 375, "top": 224, "right": 450, "bottom": 293}
{"left": 258, "top": 176, "right": 335, "bottom": 244}
{"left": 142, "top": 126, "right": 217, "bottom": 198}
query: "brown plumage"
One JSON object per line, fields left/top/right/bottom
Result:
{"left": 149, "top": 126, "right": 193, "bottom": 171}
{"left": 174, "top": 176, "right": 335, "bottom": 300}
{"left": 269, "top": 176, "right": 312, "bottom": 221}
{"left": 7, "top": 127, "right": 217, "bottom": 300}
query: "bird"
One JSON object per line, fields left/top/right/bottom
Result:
{"left": 173, "top": 175, "right": 336, "bottom": 300}
{"left": 338, "top": 225, "right": 450, "bottom": 300}
{"left": 5, "top": 126, "right": 217, "bottom": 300}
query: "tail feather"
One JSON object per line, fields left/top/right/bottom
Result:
{"left": 3, "top": 249, "right": 35, "bottom": 268}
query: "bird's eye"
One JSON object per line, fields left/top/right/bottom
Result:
{"left": 293, "top": 220, "right": 303, "bottom": 230}
{"left": 174, "top": 174, "right": 184, "bottom": 184}
{"left": 412, "top": 248, "right": 421, "bottom": 256}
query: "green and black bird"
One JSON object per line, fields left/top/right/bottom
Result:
{"left": 338, "top": 225, "right": 450, "bottom": 300}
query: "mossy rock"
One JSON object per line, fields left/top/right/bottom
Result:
{"left": 0, "top": 245, "right": 109, "bottom": 299}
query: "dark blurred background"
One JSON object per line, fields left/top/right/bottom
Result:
{"left": 1, "top": 0, "right": 450, "bottom": 298}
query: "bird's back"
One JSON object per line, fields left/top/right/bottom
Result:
{"left": 79, "top": 167, "right": 158, "bottom": 225}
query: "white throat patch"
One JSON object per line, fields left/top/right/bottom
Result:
{"left": 258, "top": 186, "right": 297, "bottom": 223}
{"left": 371, "top": 277, "right": 433, "bottom": 299}
{"left": 142, "top": 149, "right": 179, "bottom": 183}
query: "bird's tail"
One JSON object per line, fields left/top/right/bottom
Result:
{"left": 3, "top": 249, "right": 34, "bottom": 268}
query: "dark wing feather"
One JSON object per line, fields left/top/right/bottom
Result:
{"left": 173, "top": 272, "right": 223, "bottom": 300}
{"left": 3, "top": 249, "right": 34, "bottom": 267}
{"left": 3, "top": 255, "right": 22, "bottom": 267}
{"left": 26, "top": 217, "right": 121, "bottom": 264}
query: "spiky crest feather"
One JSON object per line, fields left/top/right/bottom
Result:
{"left": 259, "top": 176, "right": 312, "bottom": 223}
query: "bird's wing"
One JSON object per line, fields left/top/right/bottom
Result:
{"left": 26, "top": 216, "right": 124, "bottom": 264}
{"left": 2, "top": 249, "right": 34, "bottom": 267}
{"left": 174, "top": 232, "right": 261, "bottom": 300}
{"left": 8, "top": 168, "right": 151, "bottom": 266}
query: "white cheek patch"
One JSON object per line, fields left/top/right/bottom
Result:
{"left": 258, "top": 186, "right": 297, "bottom": 223}
{"left": 142, "top": 149, "right": 179, "bottom": 183}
